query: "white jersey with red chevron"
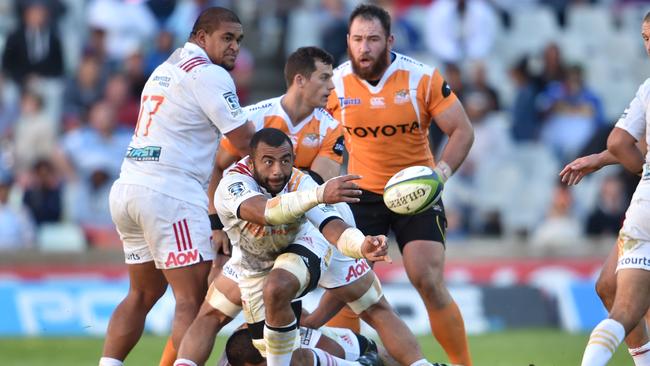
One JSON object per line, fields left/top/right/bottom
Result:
{"left": 117, "top": 42, "right": 246, "bottom": 208}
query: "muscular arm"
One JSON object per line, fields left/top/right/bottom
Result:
{"left": 607, "top": 127, "right": 645, "bottom": 175}
{"left": 433, "top": 100, "right": 474, "bottom": 173}
{"left": 310, "top": 156, "right": 342, "bottom": 182}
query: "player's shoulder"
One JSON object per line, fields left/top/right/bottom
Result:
{"left": 637, "top": 78, "right": 650, "bottom": 100}
{"left": 333, "top": 61, "right": 354, "bottom": 79}
{"left": 244, "top": 96, "right": 282, "bottom": 116}
{"left": 224, "top": 157, "right": 254, "bottom": 179}
{"left": 393, "top": 52, "right": 435, "bottom": 77}
{"left": 313, "top": 107, "right": 340, "bottom": 129}
{"left": 287, "top": 168, "right": 314, "bottom": 192}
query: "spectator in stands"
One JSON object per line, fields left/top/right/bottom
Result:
{"left": 539, "top": 64, "right": 604, "bottom": 162}
{"left": 54, "top": 99, "right": 131, "bottom": 185}
{"left": 509, "top": 56, "right": 541, "bottom": 142}
{"left": 0, "top": 172, "right": 35, "bottom": 250}
{"left": 424, "top": 0, "right": 499, "bottom": 63}
{"left": 374, "top": 0, "right": 423, "bottom": 54}
{"left": 62, "top": 53, "right": 105, "bottom": 130}
{"left": 145, "top": 29, "right": 175, "bottom": 77}
{"left": 103, "top": 73, "right": 140, "bottom": 128}
{"left": 0, "top": 72, "right": 20, "bottom": 140}
{"left": 586, "top": 174, "right": 627, "bottom": 236}
{"left": 12, "top": 90, "right": 57, "bottom": 174}
{"left": 466, "top": 61, "right": 500, "bottom": 112}
{"left": 22, "top": 159, "right": 62, "bottom": 226}
{"left": 320, "top": 0, "right": 349, "bottom": 65}
{"left": 538, "top": 42, "right": 566, "bottom": 89}
{"left": 86, "top": 0, "right": 157, "bottom": 63}
{"left": 2, "top": 0, "right": 64, "bottom": 85}
{"left": 122, "top": 50, "right": 148, "bottom": 99}
{"left": 531, "top": 183, "right": 583, "bottom": 247}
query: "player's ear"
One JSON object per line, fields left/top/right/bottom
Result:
{"left": 387, "top": 34, "right": 395, "bottom": 49}
{"left": 295, "top": 74, "right": 305, "bottom": 87}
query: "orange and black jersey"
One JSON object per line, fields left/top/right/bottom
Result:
{"left": 327, "top": 52, "right": 457, "bottom": 194}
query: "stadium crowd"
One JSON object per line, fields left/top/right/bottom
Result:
{"left": 0, "top": 0, "right": 647, "bottom": 251}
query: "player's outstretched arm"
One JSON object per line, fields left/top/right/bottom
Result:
{"left": 608, "top": 127, "right": 645, "bottom": 176}
{"left": 208, "top": 148, "right": 241, "bottom": 255}
{"left": 559, "top": 150, "right": 617, "bottom": 186}
{"left": 321, "top": 218, "right": 391, "bottom": 263}
{"left": 238, "top": 174, "right": 362, "bottom": 226}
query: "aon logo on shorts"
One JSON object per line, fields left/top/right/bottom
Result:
{"left": 165, "top": 249, "right": 200, "bottom": 267}
{"left": 345, "top": 259, "right": 370, "bottom": 282}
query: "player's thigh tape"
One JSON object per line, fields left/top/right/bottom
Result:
{"left": 347, "top": 273, "right": 383, "bottom": 314}
{"left": 274, "top": 244, "right": 321, "bottom": 298}
{"left": 206, "top": 282, "right": 242, "bottom": 318}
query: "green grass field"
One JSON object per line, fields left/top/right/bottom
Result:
{"left": 0, "top": 329, "right": 629, "bottom": 366}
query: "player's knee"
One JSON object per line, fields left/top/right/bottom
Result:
{"left": 263, "top": 270, "right": 300, "bottom": 307}
{"left": 126, "top": 286, "right": 166, "bottom": 309}
{"left": 410, "top": 271, "right": 445, "bottom": 294}
{"left": 174, "top": 296, "right": 203, "bottom": 317}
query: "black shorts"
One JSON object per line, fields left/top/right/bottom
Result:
{"left": 350, "top": 189, "right": 447, "bottom": 252}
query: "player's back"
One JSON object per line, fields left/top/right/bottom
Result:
{"left": 118, "top": 42, "right": 245, "bottom": 208}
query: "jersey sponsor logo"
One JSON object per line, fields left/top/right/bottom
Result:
{"left": 343, "top": 121, "right": 420, "bottom": 138}
{"left": 345, "top": 259, "right": 370, "bottom": 282}
{"left": 318, "top": 204, "right": 336, "bottom": 213}
{"left": 394, "top": 89, "right": 410, "bottom": 105}
{"left": 370, "top": 97, "right": 385, "bottom": 108}
{"left": 152, "top": 75, "right": 171, "bottom": 88}
{"left": 302, "top": 133, "right": 320, "bottom": 148}
{"left": 333, "top": 136, "right": 344, "bottom": 156}
{"left": 165, "top": 248, "right": 200, "bottom": 267}
{"left": 223, "top": 91, "right": 243, "bottom": 118}
{"left": 442, "top": 81, "right": 452, "bottom": 98}
{"left": 228, "top": 182, "right": 246, "bottom": 198}
{"left": 126, "top": 146, "right": 162, "bottom": 161}
{"left": 338, "top": 97, "right": 361, "bottom": 108}
{"left": 222, "top": 263, "right": 240, "bottom": 280}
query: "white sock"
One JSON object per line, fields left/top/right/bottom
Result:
{"left": 630, "top": 341, "right": 650, "bottom": 366}
{"left": 173, "top": 359, "right": 198, "bottom": 366}
{"left": 265, "top": 320, "right": 299, "bottom": 366}
{"left": 310, "top": 348, "right": 362, "bottom": 366}
{"left": 409, "top": 359, "right": 434, "bottom": 366}
{"left": 581, "top": 318, "right": 626, "bottom": 366}
{"left": 98, "top": 357, "right": 123, "bottom": 366}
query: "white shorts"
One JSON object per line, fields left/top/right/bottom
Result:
{"left": 617, "top": 197, "right": 650, "bottom": 272}
{"left": 109, "top": 182, "right": 214, "bottom": 269}
{"left": 225, "top": 241, "right": 370, "bottom": 288}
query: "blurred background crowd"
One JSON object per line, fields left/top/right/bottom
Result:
{"left": 0, "top": 0, "right": 648, "bottom": 252}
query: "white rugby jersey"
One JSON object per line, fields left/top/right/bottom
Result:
{"left": 615, "top": 78, "right": 650, "bottom": 194}
{"left": 214, "top": 157, "right": 341, "bottom": 275}
{"left": 116, "top": 42, "right": 246, "bottom": 208}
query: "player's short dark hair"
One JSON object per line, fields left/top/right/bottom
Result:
{"left": 189, "top": 7, "right": 240, "bottom": 39}
{"left": 284, "top": 46, "right": 334, "bottom": 88}
{"left": 250, "top": 128, "right": 294, "bottom": 152}
{"left": 225, "top": 329, "right": 264, "bottom": 366}
{"left": 349, "top": 4, "right": 391, "bottom": 37}
{"left": 645, "top": 11, "right": 650, "bottom": 23}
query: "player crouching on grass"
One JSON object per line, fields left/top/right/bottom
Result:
{"left": 175, "top": 128, "right": 443, "bottom": 366}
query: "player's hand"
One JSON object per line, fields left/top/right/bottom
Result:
{"left": 318, "top": 174, "right": 362, "bottom": 204}
{"left": 213, "top": 229, "right": 231, "bottom": 256}
{"left": 361, "top": 235, "right": 391, "bottom": 263}
{"left": 559, "top": 154, "right": 602, "bottom": 186}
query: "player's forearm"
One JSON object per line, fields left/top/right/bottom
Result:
{"left": 594, "top": 149, "right": 619, "bottom": 168}
{"left": 438, "top": 122, "right": 474, "bottom": 173}
{"left": 301, "top": 291, "right": 347, "bottom": 328}
{"left": 608, "top": 128, "right": 645, "bottom": 175}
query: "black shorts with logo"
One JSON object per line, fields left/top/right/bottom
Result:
{"left": 350, "top": 189, "right": 447, "bottom": 252}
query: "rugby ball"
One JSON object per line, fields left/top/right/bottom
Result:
{"left": 383, "top": 166, "right": 443, "bottom": 215}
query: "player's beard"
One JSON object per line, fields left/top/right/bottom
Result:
{"left": 349, "top": 44, "right": 390, "bottom": 81}
{"left": 253, "top": 169, "right": 289, "bottom": 195}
